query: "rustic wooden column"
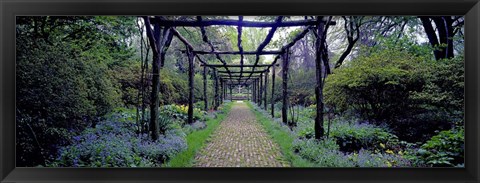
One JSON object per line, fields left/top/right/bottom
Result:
{"left": 224, "top": 82, "right": 227, "bottom": 101}
{"left": 259, "top": 73, "right": 263, "bottom": 106}
{"left": 220, "top": 80, "right": 223, "bottom": 103}
{"left": 214, "top": 70, "right": 219, "bottom": 110}
{"left": 252, "top": 80, "right": 256, "bottom": 102}
{"left": 264, "top": 70, "right": 268, "bottom": 110}
{"left": 271, "top": 65, "right": 275, "bottom": 117}
{"left": 281, "top": 50, "right": 290, "bottom": 125}
{"left": 187, "top": 48, "right": 195, "bottom": 124}
{"left": 255, "top": 79, "right": 260, "bottom": 104}
{"left": 203, "top": 66, "right": 208, "bottom": 111}
{"left": 143, "top": 17, "right": 169, "bottom": 141}
{"left": 222, "top": 82, "right": 226, "bottom": 103}
{"left": 229, "top": 84, "right": 233, "bottom": 100}
{"left": 314, "top": 16, "right": 326, "bottom": 139}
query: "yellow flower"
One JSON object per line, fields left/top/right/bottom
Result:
{"left": 386, "top": 161, "right": 392, "bottom": 167}
{"left": 386, "top": 149, "right": 394, "bottom": 154}
{"left": 379, "top": 143, "right": 386, "bottom": 149}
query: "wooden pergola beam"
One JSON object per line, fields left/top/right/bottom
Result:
{"left": 171, "top": 28, "right": 194, "bottom": 50}
{"left": 219, "top": 74, "right": 261, "bottom": 77}
{"left": 238, "top": 16, "right": 245, "bottom": 78}
{"left": 201, "top": 64, "right": 272, "bottom": 67}
{"left": 151, "top": 18, "right": 335, "bottom": 27}
{"left": 220, "top": 78, "right": 259, "bottom": 81}
{"left": 192, "top": 50, "right": 282, "bottom": 55}
{"left": 245, "top": 16, "right": 283, "bottom": 84}
{"left": 217, "top": 70, "right": 268, "bottom": 74}
{"left": 196, "top": 16, "right": 233, "bottom": 78}
{"left": 225, "top": 82, "right": 253, "bottom": 85}
{"left": 282, "top": 25, "right": 314, "bottom": 51}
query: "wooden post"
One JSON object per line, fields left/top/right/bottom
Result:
{"left": 252, "top": 80, "right": 256, "bottom": 102}
{"left": 264, "top": 71, "right": 268, "bottom": 110}
{"left": 271, "top": 65, "right": 275, "bottom": 117}
{"left": 256, "top": 79, "right": 260, "bottom": 103}
{"left": 187, "top": 48, "right": 195, "bottom": 124}
{"left": 220, "top": 80, "right": 223, "bottom": 103}
{"left": 248, "top": 85, "right": 251, "bottom": 101}
{"left": 230, "top": 84, "right": 233, "bottom": 100}
{"left": 143, "top": 17, "right": 163, "bottom": 141}
{"left": 224, "top": 82, "right": 227, "bottom": 101}
{"left": 203, "top": 66, "right": 208, "bottom": 111}
{"left": 257, "top": 79, "right": 261, "bottom": 104}
{"left": 314, "top": 16, "right": 326, "bottom": 139}
{"left": 214, "top": 70, "right": 219, "bottom": 110}
{"left": 282, "top": 50, "right": 290, "bottom": 125}
{"left": 222, "top": 81, "right": 224, "bottom": 101}
{"left": 259, "top": 73, "right": 263, "bottom": 106}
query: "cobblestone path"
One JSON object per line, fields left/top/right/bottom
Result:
{"left": 194, "top": 102, "right": 290, "bottom": 167}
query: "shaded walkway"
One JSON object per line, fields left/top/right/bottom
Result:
{"left": 194, "top": 102, "right": 289, "bottom": 167}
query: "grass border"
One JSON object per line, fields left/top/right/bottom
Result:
{"left": 166, "top": 102, "right": 233, "bottom": 167}
{"left": 246, "top": 101, "right": 315, "bottom": 167}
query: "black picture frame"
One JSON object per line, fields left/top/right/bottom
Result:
{"left": 1, "top": 0, "right": 479, "bottom": 182}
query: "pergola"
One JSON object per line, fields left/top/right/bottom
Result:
{"left": 143, "top": 16, "right": 334, "bottom": 140}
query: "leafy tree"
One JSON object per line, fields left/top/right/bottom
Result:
{"left": 324, "top": 49, "right": 463, "bottom": 142}
{"left": 16, "top": 16, "right": 136, "bottom": 166}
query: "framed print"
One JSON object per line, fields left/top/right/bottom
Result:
{"left": 1, "top": 0, "right": 479, "bottom": 182}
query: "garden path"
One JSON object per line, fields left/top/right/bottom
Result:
{"left": 194, "top": 102, "right": 290, "bottom": 167}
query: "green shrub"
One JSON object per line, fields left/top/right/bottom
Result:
{"left": 324, "top": 49, "right": 464, "bottom": 143}
{"left": 330, "top": 121, "right": 399, "bottom": 152}
{"left": 410, "top": 127, "right": 464, "bottom": 167}
{"left": 160, "top": 104, "right": 207, "bottom": 123}
{"left": 325, "top": 49, "right": 427, "bottom": 123}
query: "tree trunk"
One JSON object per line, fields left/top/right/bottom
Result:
{"left": 419, "top": 16, "right": 455, "bottom": 60}
{"left": 314, "top": 16, "right": 326, "bottom": 140}
{"left": 419, "top": 17, "right": 442, "bottom": 60}
{"left": 282, "top": 50, "right": 290, "bottom": 125}
{"left": 187, "top": 48, "right": 195, "bottom": 124}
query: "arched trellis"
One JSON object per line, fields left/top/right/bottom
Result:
{"left": 142, "top": 16, "right": 334, "bottom": 141}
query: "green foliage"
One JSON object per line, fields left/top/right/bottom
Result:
{"left": 409, "top": 127, "right": 464, "bottom": 167}
{"left": 288, "top": 69, "right": 316, "bottom": 106}
{"left": 325, "top": 49, "right": 464, "bottom": 142}
{"left": 410, "top": 55, "right": 465, "bottom": 122}
{"left": 325, "top": 49, "right": 427, "bottom": 122}
{"left": 160, "top": 104, "right": 208, "bottom": 123}
{"left": 330, "top": 121, "right": 399, "bottom": 152}
{"left": 16, "top": 16, "right": 136, "bottom": 166}
{"left": 159, "top": 68, "right": 189, "bottom": 105}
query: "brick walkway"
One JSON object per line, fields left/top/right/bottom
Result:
{"left": 194, "top": 102, "right": 290, "bottom": 167}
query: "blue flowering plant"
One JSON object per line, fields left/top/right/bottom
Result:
{"left": 50, "top": 119, "right": 187, "bottom": 167}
